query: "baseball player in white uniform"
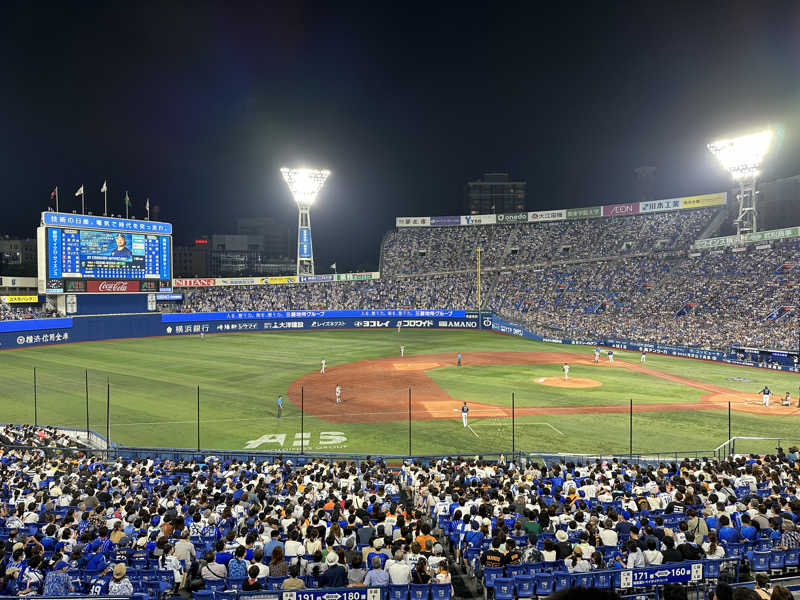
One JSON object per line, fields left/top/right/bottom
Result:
{"left": 594, "top": 347, "right": 600, "bottom": 364}
{"left": 335, "top": 384, "right": 342, "bottom": 404}
{"left": 562, "top": 363, "right": 569, "bottom": 381}
{"left": 608, "top": 350, "right": 614, "bottom": 365}
{"left": 320, "top": 359, "right": 326, "bottom": 374}
{"left": 761, "top": 386, "right": 771, "bottom": 407}
{"left": 401, "top": 345, "right": 405, "bottom": 357}
{"left": 461, "top": 402, "right": 469, "bottom": 427}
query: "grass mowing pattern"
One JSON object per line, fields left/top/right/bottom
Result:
{"left": 1, "top": 329, "right": 798, "bottom": 455}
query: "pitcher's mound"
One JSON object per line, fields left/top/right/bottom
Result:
{"left": 535, "top": 377, "right": 602, "bottom": 388}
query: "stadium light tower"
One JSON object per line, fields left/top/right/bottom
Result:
{"left": 281, "top": 167, "right": 330, "bottom": 276}
{"left": 707, "top": 129, "right": 773, "bottom": 235}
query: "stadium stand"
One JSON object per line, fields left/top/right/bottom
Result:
{"left": 1, "top": 422, "right": 800, "bottom": 599}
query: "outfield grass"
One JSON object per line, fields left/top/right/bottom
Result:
{"left": 1, "top": 329, "right": 799, "bottom": 457}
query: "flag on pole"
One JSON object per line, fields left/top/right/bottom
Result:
{"left": 100, "top": 180, "right": 107, "bottom": 193}
{"left": 75, "top": 185, "right": 84, "bottom": 197}
{"left": 330, "top": 263, "right": 337, "bottom": 270}
{"left": 124, "top": 192, "right": 132, "bottom": 208}
{"left": 50, "top": 187, "right": 57, "bottom": 200}
{"left": 145, "top": 198, "right": 149, "bottom": 211}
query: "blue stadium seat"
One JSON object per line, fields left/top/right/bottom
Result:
{"left": 534, "top": 573, "right": 554, "bottom": 597}
{"left": 430, "top": 582, "right": 451, "bottom": 600}
{"left": 785, "top": 547, "right": 800, "bottom": 573}
{"left": 514, "top": 575, "right": 534, "bottom": 598}
{"left": 266, "top": 576, "right": 286, "bottom": 590}
{"left": 389, "top": 584, "right": 409, "bottom": 600}
{"left": 482, "top": 567, "right": 504, "bottom": 589}
{"left": 770, "top": 549, "right": 786, "bottom": 575}
{"left": 216, "top": 591, "right": 238, "bottom": 600}
{"left": 552, "top": 571, "right": 571, "bottom": 593}
{"left": 593, "top": 570, "right": 612, "bottom": 590}
{"left": 572, "top": 572, "right": 593, "bottom": 588}
{"left": 493, "top": 578, "right": 514, "bottom": 600}
{"left": 204, "top": 579, "right": 227, "bottom": 593}
{"left": 409, "top": 583, "right": 430, "bottom": 600}
{"left": 505, "top": 564, "right": 525, "bottom": 578}
{"left": 703, "top": 559, "right": 722, "bottom": 582}
{"left": 192, "top": 590, "right": 214, "bottom": 600}
{"left": 751, "top": 551, "right": 770, "bottom": 574}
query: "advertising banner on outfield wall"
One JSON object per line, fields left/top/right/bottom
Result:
{"left": 265, "top": 276, "right": 299, "bottom": 284}
{"left": 566, "top": 206, "right": 602, "bottom": 219}
{"left": 173, "top": 278, "right": 216, "bottom": 287}
{"left": 1, "top": 277, "right": 38, "bottom": 288}
{"left": 640, "top": 198, "right": 683, "bottom": 213}
{"left": 528, "top": 209, "right": 566, "bottom": 222}
{"left": 460, "top": 214, "right": 496, "bottom": 225}
{"left": 496, "top": 212, "right": 529, "bottom": 224}
{"left": 1, "top": 295, "right": 40, "bottom": 303}
{"left": 217, "top": 277, "right": 263, "bottom": 286}
{"left": 430, "top": 216, "right": 461, "bottom": 226}
{"left": 395, "top": 216, "right": 430, "bottom": 227}
{"left": 602, "top": 202, "right": 640, "bottom": 217}
{"left": 334, "top": 272, "right": 379, "bottom": 281}
{"left": 680, "top": 192, "right": 727, "bottom": 208}
{"left": 299, "top": 274, "right": 335, "bottom": 283}
{"left": 694, "top": 226, "right": 800, "bottom": 250}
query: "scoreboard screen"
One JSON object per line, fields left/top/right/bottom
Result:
{"left": 38, "top": 212, "right": 172, "bottom": 294}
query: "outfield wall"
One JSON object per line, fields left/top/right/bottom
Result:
{"left": 0, "top": 310, "right": 486, "bottom": 349}
{"left": 0, "top": 310, "right": 794, "bottom": 373}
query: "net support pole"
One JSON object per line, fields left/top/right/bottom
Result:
{"left": 629, "top": 398, "right": 633, "bottom": 458}
{"left": 85, "top": 370, "right": 90, "bottom": 442}
{"left": 408, "top": 388, "right": 412, "bottom": 457}
{"left": 728, "top": 402, "right": 731, "bottom": 444}
{"left": 512, "top": 392, "right": 516, "bottom": 457}
{"left": 301, "top": 387, "right": 305, "bottom": 456}
{"left": 197, "top": 385, "right": 200, "bottom": 452}
{"left": 33, "top": 367, "right": 38, "bottom": 426}
{"left": 106, "top": 377, "right": 110, "bottom": 454}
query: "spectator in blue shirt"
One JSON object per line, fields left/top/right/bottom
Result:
{"left": 362, "top": 556, "right": 390, "bottom": 587}
{"left": 43, "top": 561, "right": 74, "bottom": 596}
{"left": 718, "top": 515, "right": 739, "bottom": 544}
{"left": 739, "top": 514, "right": 758, "bottom": 542}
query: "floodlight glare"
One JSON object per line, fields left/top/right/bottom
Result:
{"left": 281, "top": 166, "right": 330, "bottom": 277}
{"left": 707, "top": 129, "right": 773, "bottom": 180}
{"left": 281, "top": 167, "right": 331, "bottom": 207}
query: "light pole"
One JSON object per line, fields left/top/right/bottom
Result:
{"left": 707, "top": 129, "right": 774, "bottom": 236}
{"left": 281, "top": 167, "right": 331, "bottom": 277}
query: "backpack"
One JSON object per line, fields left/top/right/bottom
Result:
{"left": 228, "top": 558, "right": 247, "bottom": 579}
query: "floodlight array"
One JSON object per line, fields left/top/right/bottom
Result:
{"left": 707, "top": 129, "right": 773, "bottom": 180}
{"left": 280, "top": 167, "right": 331, "bottom": 206}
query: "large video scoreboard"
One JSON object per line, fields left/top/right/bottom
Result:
{"left": 37, "top": 212, "right": 173, "bottom": 294}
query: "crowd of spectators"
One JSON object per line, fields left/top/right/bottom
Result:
{"left": 380, "top": 209, "right": 716, "bottom": 276}
{"left": 0, "top": 303, "right": 42, "bottom": 322}
{"left": 1, "top": 422, "right": 800, "bottom": 597}
{"left": 7, "top": 206, "right": 800, "bottom": 352}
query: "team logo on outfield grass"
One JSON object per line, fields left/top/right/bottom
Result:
{"left": 725, "top": 377, "right": 752, "bottom": 382}
{"left": 244, "top": 432, "right": 347, "bottom": 450}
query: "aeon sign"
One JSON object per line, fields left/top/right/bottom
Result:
{"left": 602, "top": 203, "right": 640, "bottom": 217}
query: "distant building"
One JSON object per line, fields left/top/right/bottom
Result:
{"left": 173, "top": 242, "right": 210, "bottom": 277}
{"left": 465, "top": 173, "right": 526, "bottom": 214}
{"left": 0, "top": 237, "right": 36, "bottom": 266}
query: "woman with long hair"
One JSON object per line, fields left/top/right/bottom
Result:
{"left": 269, "top": 545, "right": 288, "bottom": 577}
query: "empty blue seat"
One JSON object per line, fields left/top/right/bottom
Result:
{"left": 514, "top": 575, "right": 534, "bottom": 598}
{"left": 204, "top": 579, "right": 226, "bottom": 592}
{"left": 770, "top": 549, "right": 786, "bottom": 574}
{"left": 493, "top": 578, "right": 514, "bottom": 600}
{"left": 192, "top": 590, "right": 214, "bottom": 600}
{"left": 482, "top": 567, "right": 504, "bottom": 588}
{"left": 266, "top": 576, "right": 286, "bottom": 590}
{"left": 216, "top": 591, "right": 238, "bottom": 600}
{"left": 535, "top": 573, "right": 554, "bottom": 596}
{"left": 506, "top": 564, "right": 525, "bottom": 578}
{"left": 703, "top": 559, "right": 723, "bottom": 580}
{"left": 751, "top": 551, "right": 770, "bottom": 573}
{"left": 593, "top": 570, "right": 612, "bottom": 590}
{"left": 785, "top": 547, "right": 800, "bottom": 571}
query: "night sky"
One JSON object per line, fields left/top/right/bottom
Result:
{"left": 2, "top": 1, "right": 799, "bottom": 271}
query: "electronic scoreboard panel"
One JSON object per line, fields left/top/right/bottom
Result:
{"left": 38, "top": 212, "right": 173, "bottom": 293}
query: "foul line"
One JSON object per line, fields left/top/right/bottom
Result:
{"left": 471, "top": 420, "right": 565, "bottom": 436}
{"left": 467, "top": 424, "right": 480, "bottom": 439}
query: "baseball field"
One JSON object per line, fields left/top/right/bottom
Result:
{"left": 1, "top": 329, "right": 799, "bottom": 458}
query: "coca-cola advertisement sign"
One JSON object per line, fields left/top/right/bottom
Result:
{"left": 602, "top": 202, "right": 640, "bottom": 217}
{"left": 87, "top": 280, "right": 141, "bottom": 293}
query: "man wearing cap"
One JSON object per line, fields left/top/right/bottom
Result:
{"left": 43, "top": 561, "right": 73, "bottom": 596}
{"left": 319, "top": 552, "right": 347, "bottom": 588}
